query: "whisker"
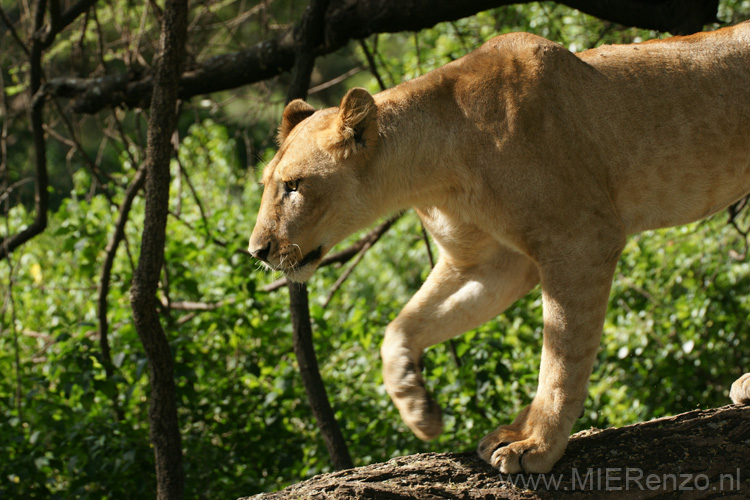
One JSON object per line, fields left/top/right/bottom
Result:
{"left": 292, "top": 243, "right": 303, "bottom": 259}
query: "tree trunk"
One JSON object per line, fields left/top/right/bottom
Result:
{"left": 242, "top": 405, "right": 750, "bottom": 499}
{"left": 129, "top": 0, "right": 188, "bottom": 498}
{"left": 289, "top": 283, "right": 354, "bottom": 470}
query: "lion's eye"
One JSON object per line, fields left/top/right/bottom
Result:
{"left": 284, "top": 179, "right": 299, "bottom": 193}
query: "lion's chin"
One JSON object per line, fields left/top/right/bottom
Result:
{"left": 284, "top": 264, "right": 318, "bottom": 283}
{"left": 283, "top": 245, "right": 323, "bottom": 283}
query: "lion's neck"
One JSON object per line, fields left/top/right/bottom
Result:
{"left": 368, "top": 81, "right": 464, "bottom": 217}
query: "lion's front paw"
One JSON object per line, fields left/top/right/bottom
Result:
{"left": 477, "top": 427, "right": 564, "bottom": 474}
{"left": 730, "top": 373, "right": 750, "bottom": 405}
{"left": 477, "top": 405, "right": 571, "bottom": 474}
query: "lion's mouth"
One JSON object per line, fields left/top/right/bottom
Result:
{"left": 296, "top": 245, "right": 322, "bottom": 269}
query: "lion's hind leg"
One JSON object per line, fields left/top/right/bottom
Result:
{"left": 730, "top": 373, "right": 750, "bottom": 405}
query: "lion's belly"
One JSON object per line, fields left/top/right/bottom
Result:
{"left": 611, "top": 154, "right": 750, "bottom": 234}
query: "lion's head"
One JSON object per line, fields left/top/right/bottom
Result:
{"left": 248, "top": 88, "right": 380, "bottom": 282}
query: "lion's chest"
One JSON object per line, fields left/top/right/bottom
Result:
{"left": 415, "top": 205, "right": 511, "bottom": 261}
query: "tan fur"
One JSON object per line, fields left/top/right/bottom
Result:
{"left": 249, "top": 22, "right": 750, "bottom": 473}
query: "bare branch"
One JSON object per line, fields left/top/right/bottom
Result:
{"left": 1, "top": 0, "right": 49, "bottom": 261}
{"left": 98, "top": 168, "right": 146, "bottom": 341}
{"left": 96, "top": 166, "right": 145, "bottom": 422}
{"left": 49, "top": 98, "right": 116, "bottom": 200}
{"left": 727, "top": 195, "right": 750, "bottom": 259}
{"left": 158, "top": 297, "right": 235, "bottom": 311}
{"left": 308, "top": 65, "right": 363, "bottom": 95}
{"left": 322, "top": 239, "right": 372, "bottom": 309}
{"left": 564, "top": 0, "right": 720, "bottom": 36}
{"left": 0, "top": 6, "right": 31, "bottom": 56}
{"left": 358, "top": 39, "right": 387, "bottom": 91}
{"left": 41, "top": 0, "right": 101, "bottom": 47}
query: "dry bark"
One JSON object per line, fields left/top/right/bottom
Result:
{"left": 242, "top": 404, "right": 750, "bottom": 500}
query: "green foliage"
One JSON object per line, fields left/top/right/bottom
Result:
{"left": 2, "top": 1, "right": 750, "bottom": 499}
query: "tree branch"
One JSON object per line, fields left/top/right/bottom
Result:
{"left": 97, "top": 165, "right": 146, "bottom": 421}
{"left": 0, "top": 0, "right": 103, "bottom": 258}
{"left": 564, "top": 0, "right": 720, "bottom": 36}
{"left": 322, "top": 239, "right": 373, "bottom": 309}
{"left": 727, "top": 195, "right": 750, "bottom": 259}
{"left": 1, "top": 0, "right": 49, "bottom": 261}
{"left": 0, "top": 6, "right": 30, "bottom": 57}
{"left": 243, "top": 404, "right": 750, "bottom": 500}
{"left": 47, "top": 0, "right": 721, "bottom": 115}
{"left": 46, "top": 0, "right": 101, "bottom": 44}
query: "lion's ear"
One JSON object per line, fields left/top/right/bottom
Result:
{"left": 325, "top": 87, "right": 378, "bottom": 159}
{"left": 277, "top": 99, "right": 316, "bottom": 145}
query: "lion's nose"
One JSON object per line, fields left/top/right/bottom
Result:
{"left": 250, "top": 243, "right": 271, "bottom": 263}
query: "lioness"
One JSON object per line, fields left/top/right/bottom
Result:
{"left": 249, "top": 22, "right": 750, "bottom": 473}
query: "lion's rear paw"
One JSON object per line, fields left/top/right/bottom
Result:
{"left": 730, "top": 373, "right": 750, "bottom": 405}
{"left": 382, "top": 345, "right": 444, "bottom": 440}
{"left": 400, "top": 395, "right": 443, "bottom": 441}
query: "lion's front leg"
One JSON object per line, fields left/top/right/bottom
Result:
{"left": 478, "top": 248, "right": 622, "bottom": 473}
{"left": 382, "top": 246, "right": 539, "bottom": 441}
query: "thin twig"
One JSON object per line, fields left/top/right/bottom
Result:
{"left": 41, "top": 0, "right": 100, "bottom": 47}
{"left": 0, "top": 6, "right": 31, "bottom": 57}
{"left": 50, "top": 97, "right": 116, "bottom": 200}
{"left": 91, "top": 3, "right": 108, "bottom": 70}
{"left": 420, "top": 223, "right": 435, "bottom": 269}
{"left": 450, "top": 21, "right": 469, "bottom": 53}
{"left": 323, "top": 240, "right": 372, "bottom": 309}
{"left": 174, "top": 150, "right": 213, "bottom": 240}
{"left": 1, "top": 66, "right": 22, "bottom": 412}
{"left": 159, "top": 296, "right": 235, "bottom": 311}
{"left": 358, "top": 38, "right": 387, "bottom": 91}
{"left": 308, "top": 66, "right": 363, "bottom": 95}
{"left": 727, "top": 195, "right": 750, "bottom": 259}
{"left": 0, "top": 178, "right": 36, "bottom": 205}
{"left": 96, "top": 166, "right": 145, "bottom": 421}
